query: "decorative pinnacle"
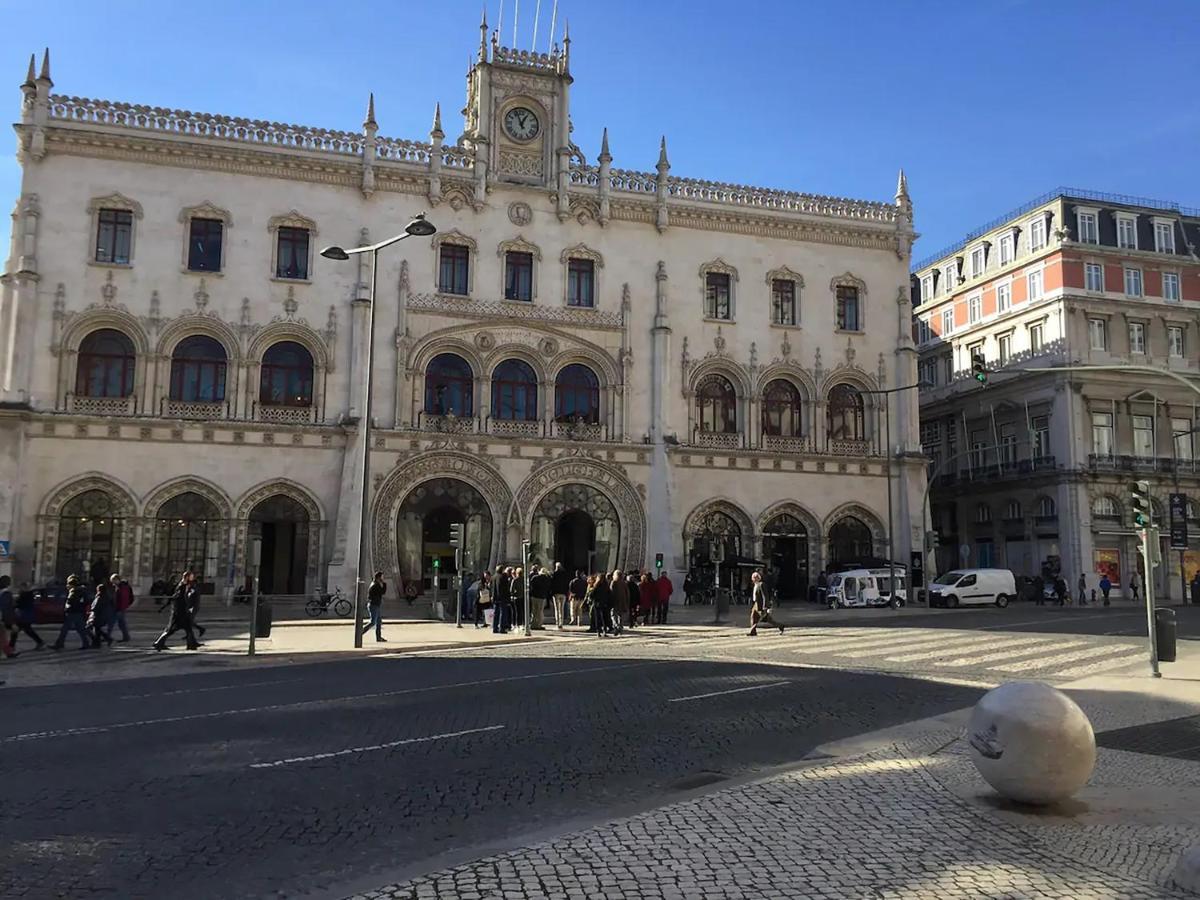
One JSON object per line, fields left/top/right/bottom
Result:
{"left": 38, "top": 48, "right": 51, "bottom": 84}
{"left": 478, "top": 7, "right": 488, "bottom": 59}
{"left": 364, "top": 92, "right": 376, "bottom": 128}
{"left": 23, "top": 53, "right": 36, "bottom": 87}
{"left": 895, "top": 168, "right": 910, "bottom": 202}
{"left": 431, "top": 102, "right": 444, "bottom": 140}
{"left": 657, "top": 136, "right": 670, "bottom": 170}
{"left": 598, "top": 128, "right": 611, "bottom": 163}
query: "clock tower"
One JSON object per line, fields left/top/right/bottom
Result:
{"left": 462, "top": 14, "right": 574, "bottom": 194}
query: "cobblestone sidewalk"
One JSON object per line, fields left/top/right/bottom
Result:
{"left": 351, "top": 730, "right": 1199, "bottom": 900}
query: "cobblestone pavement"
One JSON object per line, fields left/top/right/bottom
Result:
{"left": 352, "top": 730, "right": 1200, "bottom": 900}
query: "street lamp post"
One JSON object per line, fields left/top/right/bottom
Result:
{"left": 862, "top": 381, "right": 928, "bottom": 605}
{"left": 320, "top": 214, "right": 437, "bottom": 648}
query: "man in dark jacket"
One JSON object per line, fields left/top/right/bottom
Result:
{"left": 529, "top": 566, "right": 552, "bottom": 631}
{"left": 52, "top": 575, "right": 92, "bottom": 650}
{"left": 153, "top": 572, "right": 200, "bottom": 651}
{"left": 568, "top": 570, "right": 587, "bottom": 626}
{"left": 550, "top": 562, "right": 570, "bottom": 630}
{"left": 12, "top": 582, "right": 45, "bottom": 651}
{"left": 362, "top": 572, "right": 387, "bottom": 642}
{"left": 493, "top": 567, "right": 512, "bottom": 634}
{"left": 89, "top": 579, "right": 115, "bottom": 647}
{"left": 0, "top": 575, "right": 17, "bottom": 657}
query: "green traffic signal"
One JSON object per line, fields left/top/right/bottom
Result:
{"left": 971, "top": 354, "right": 988, "bottom": 385}
{"left": 1129, "top": 480, "right": 1151, "bottom": 528}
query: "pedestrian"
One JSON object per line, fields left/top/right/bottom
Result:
{"left": 656, "top": 570, "right": 674, "bottom": 624}
{"left": 529, "top": 565, "right": 552, "bottom": 631}
{"left": 152, "top": 572, "right": 200, "bottom": 651}
{"left": 569, "top": 569, "right": 587, "bottom": 625}
{"left": 1053, "top": 575, "right": 1067, "bottom": 607}
{"left": 1099, "top": 574, "right": 1112, "bottom": 606}
{"left": 749, "top": 571, "right": 785, "bottom": 636}
{"left": 492, "top": 567, "right": 511, "bottom": 634}
{"left": 627, "top": 572, "right": 641, "bottom": 627}
{"left": 682, "top": 570, "right": 695, "bottom": 606}
{"left": 512, "top": 567, "right": 525, "bottom": 629}
{"left": 52, "top": 575, "right": 92, "bottom": 650}
{"left": 638, "top": 573, "right": 655, "bottom": 625}
{"left": 1191, "top": 571, "right": 1200, "bottom": 606}
{"left": 0, "top": 575, "right": 17, "bottom": 658}
{"left": 816, "top": 570, "right": 829, "bottom": 606}
{"left": 1129, "top": 575, "right": 1140, "bottom": 603}
{"left": 88, "top": 578, "right": 115, "bottom": 647}
{"left": 609, "top": 570, "right": 629, "bottom": 633}
{"left": 1033, "top": 574, "right": 1046, "bottom": 606}
{"left": 12, "top": 582, "right": 45, "bottom": 651}
{"left": 362, "top": 571, "right": 387, "bottom": 642}
{"left": 106, "top": 574, "right": 134, "bottom": 642}
{"left": 460, "top": 571, "right": 474, "bottom": 624}
{"left": 589, "top": 574, "right": 613, "bottom": 637}
{"left": 1077, "top": 573, "right": 1087, "bottom": 606}
{"left": 551, "top": 562, "right": 570, "bottom": 630}
{"left": 473, "top": 572, "right": 492, "bottom": 629}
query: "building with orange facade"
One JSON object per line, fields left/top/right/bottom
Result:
{"left": 912, "top": 188, "right": 1200, "bottom": 601}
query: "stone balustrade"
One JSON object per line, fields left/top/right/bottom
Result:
{"left": 66, "top": 393, "right": 136, "bottom": 416}
{"left": 257, "top": 403, "right": 317, "bottom": 424}
{"left": 692, "top": 430, "right": 743, "bottom": 450}
{"left": 489, "top": 419, "right": 543, "bottom": 438}
{"left": 163, "top": 400, "right": 226, "bottom": 420}
{"left": 763, "top": 434, "right": 813, "bottom": 454}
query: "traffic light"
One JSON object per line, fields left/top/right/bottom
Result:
{"left": 449, "top": 522, "right": 463, "bottom": 548}
{"left": 655, "top": 552, "right": 664, "bottom": 570}
{"left": 971, "top": 354, "right": 988, "bottom": 385}
{"left": 433, "top": 557, "right": 440, "bottom": 570}
{"left": 1130, "top": 480, "right": 1151, "bottom": 528}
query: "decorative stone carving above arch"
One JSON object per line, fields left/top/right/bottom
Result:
{"left": 484, "top": 343, "right": 549, "bottom": 382}
{"left": 36, "top": 472, "right": 140, "bottom": 581}
{"left": 496, "top": 234, "right": 542, "bottom": 261}
{"left": 154, "top": 313, "right": 242, "bottom": 362}
{"left": 686, "top": 356, "right": 752, "bottom": 400}
{"left": 682, "top": 497, "right": 756, "bottom": 545}
{"left": 178, "top": 201, "right": 233, "bottom": 228}
{"left": 829, "top": 271, "right": 867, "bottom": 296}
{"left": 248, "top": 319, "right": 330, "bottom": 370}
{"left": 372, "top": 451, "right": 513, "bottom": 578}
{"left": 756, "top": 499, "right": 822, "bottom": 576}
{"left": 87, "top": 192, "right": 143, "bottom": 219}
{"left": 765, "top": 265, "right": 804, "bottom": 289}
{"left": 560, "top": 243, "right": 604, "bottom": 267}
{"left": 511, "top": 456, "right": 646, "bottom": 571}
{"left": 755, "top": 360, "right": 817, "bottom": 400}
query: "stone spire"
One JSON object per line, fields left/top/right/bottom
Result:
{"left": 22, "top": 53, "right": 35, "bottom": 88}
{"left": 37, "top": 48, "right": 51, "bottom": 86}
{"left": 657, "top": 136, "right": 670, "bottom": 171}
{"left": 598, "top": 129, "right": 612, "bottom": 226}
{"left": 562, "top": 21, "right": 571, "bottom": 70}
{"left": 655, "top": 137, "right": 670, "bottom": 233}
{"left": 895, "top": 168, "right": 909, "bottom": 204}
{"left": 361, "top": 93, "right": 378, "bottom": 198}
{"left": 598, "top": 127, "right": 611, "bottom": 164}
{"left": 363, "top": 92, "right": 377, "bottom": 130}
{"left": 430, "top": 102, "right": 444, "bottom": 141}
{"left": 478, "top": 8, "right": 488, "bottom": 61}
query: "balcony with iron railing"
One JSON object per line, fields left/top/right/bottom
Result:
{"left": 1087, "top": 454, "right": 1198, "bottom": 475}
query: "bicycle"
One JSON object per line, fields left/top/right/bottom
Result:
{"left": 305, "top": 586, "right": 352, "bottom": 618}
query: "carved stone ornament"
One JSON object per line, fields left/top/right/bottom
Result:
{"left": 508, "top": 201, "right": 533, "bottom": 226}
{"left": 781, "top": 332, "right": 792, "bottom": 359}
{"left": 845, "top": 337, "right": 856, "bottom": 365}
{"left": 283, "top": 286, "right": 298, "bottom": 319}
{"left": 538, "top": 337, "right": 559, "bottom": 358}
{"left": 100, "top": 271, "right": 117, "bottom": 306}
{"left": 713, "top": 327, "right": 726, "bottom": 354}
{"left": 193, "top": 279, "right": 209, "bottom": 310}
{"left": 474, "top": 330, "right": 495, "bottom": 351}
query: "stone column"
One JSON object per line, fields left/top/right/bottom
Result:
{"left": 648, "top": 263, "right": 677, "bottom": 577}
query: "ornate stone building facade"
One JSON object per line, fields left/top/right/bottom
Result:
{"left": 0, "top": 28, "right": 923, "bottom": 601}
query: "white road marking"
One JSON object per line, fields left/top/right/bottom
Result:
{"left": 939, "top": 638, "right": 1072, "bottom": 668}
{"left": 992, "top": 644, "right": 1139, "bottom": 673}
{"left": 1051, "top": 651, "right": 1148, "bottom": 680}
{"left": 119, "top": 679, "right": 301, "bottom": 700}
{"left": 1, "top": 661, "right": 655, "bottom": 743}
{"left": 883, "top": 636, "right": 1023, "bottom": 663}
{"left": 668, "top": 681, "right": 791, "bottom": 703}
{"left": 784, "top": 631, "right": 943, "bottom": 654}
{"left": 249, "top": 724, "right": 506, "bottom": 769}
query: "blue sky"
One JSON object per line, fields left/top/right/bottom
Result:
{"left": 2, "top": 0, "right": 1199, "bottom": 265}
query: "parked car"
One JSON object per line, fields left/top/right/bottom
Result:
{"left": 825, "top": 568, "right": 908, "bottom": 609}
{"left": 31, "top": 582, "right": 69, "bottom": 624}
{"left": 928, "top": 569, "right": 1016, "bottom": 608}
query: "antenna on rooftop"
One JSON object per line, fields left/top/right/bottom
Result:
{"left": 547, "top": 0, "right": 559, "bottom": 54}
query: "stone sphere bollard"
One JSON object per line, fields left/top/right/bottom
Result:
{"left": 967, "top": 681, "right": 1096, "bottom": 805}
{"left": 1174, "top": 845, "right": 1200, "bottom": 893}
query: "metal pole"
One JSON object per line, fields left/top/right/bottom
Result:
{"left": 352, "top": 247, "right": 380, "bottom": 649}
{"left": 1141, "top": 526, "right": 1161, "bottom": 678}
{"left": 433, "top": 568, "right": 440, "bottom": 620}
{"left": 522, "top": 540, "right": 531, "bottom": 636}
{"left": 455, "top": 548, "right": 463, "bottom": 629}
{"left": 248, "top": 536, "right": 261, "bottom": 656}
{"left": 885, "top": 395, "right": 895, "bottom": 599}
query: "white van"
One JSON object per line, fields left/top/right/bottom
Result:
{"left": 927, "top": 569, "right": 1016, "bottom": 608}
{"left": 826, "top": 569, "right": 908, "bottom": 609}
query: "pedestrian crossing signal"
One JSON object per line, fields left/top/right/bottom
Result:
{"left": 1130, "top": 480, "right": 1151, "bottom": 528}
{"left": 449, "top": 522, "right": 463, "bottom": 547}
{"left": 655, "top": 552, "right": 664, "bottom": 570}
{"left": 971, "top": 354, "right": 988, "bottom": 385}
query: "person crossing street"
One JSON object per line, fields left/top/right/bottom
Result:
{"left": 152, "top": 572, "right": 200, "bottom": 651}
{"left": 362, "top": 572, "right": 387, "bottom": 642}
{"left": 52, "top": 575, "right": 92, "bottom": 651}
{"left": 748, "top": 571, "right": 785, "bottom": 637}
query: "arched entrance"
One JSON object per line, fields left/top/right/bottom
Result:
{"left": 152, "top": 492, "right": 221, "bottom": 594}
{"left": 828, "top": 515, "right": 873, "bottom": 567}
{"left": 56, "top": 489, "right": 125, "bottom": 582}
{"left": 530, "top": 483, "right": 619, "bottom": 574}
{"left": 762, "top": 513, "right": 809, "bottom": 600}
{"left": 249, "top": 495, "right": 310, "bottom": 594}
{"left": 397, "top": 478, "right": 494, "bottom": 592}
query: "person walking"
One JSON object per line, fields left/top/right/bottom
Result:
{"left": 1077, "top": 573, "right": 1087, "bottom": 606}
{"left": 52, "top": 575, "right": 92, "bottom": 650}
{"left": 512, "top": 567, "right": 526, "bottom": 630}
{"left": 152, "top": 572, "right": 200, "bottom": 651}
{"left": 656, "top": 570, "right": 674, "bottom": 624}
{"left": 1053, "top": 575, "right": 1067, "bottom": 607}
{"left": 589, "top": 574, "right": 613, "bottom": 637}
{"left": 626, "top": 572, "right": 641, "bottom": 628}
{"left": 1099, "top": 574, "right": 1112, "bottom": 607}
{"left": 569, "top": 569, "right": 587, "bottom": 626}
{"left": 1129, "top": 575, "right": 1140, "bottom": 603}
{"left": 362, "top": 571, "right": 387, "bottom": 642}
{"left": 472, "top": 572, "right": 492, "bottom": 629}
{"left": 529, "top": 565, "right": 552, "bottom": 631}
{"left": 88, "top": 578, "right": 115, "bottom": 647}
{"left": 638, "top": 573, "right": 655, "bottom": 626}
{"left": 1190, "top": 571, "right": 1200, "bottom": 606}
{"left": 492, "top": 567, "right": 511, "bottom": 634}
{"left": 551, "top": 562, "right": 570, "bottom": 630}
{"left": 609, "top": 570, "right": 629, "bottom": 633}
{"left": 12, "top": 582, "right": 45, "bottom": 651}
{"left": 748, "top": 571, "right": 785, "bottom": 636}
{"left": 1033, "top": 574, "right": 1046, "bottom": 606}
{"left": 0, "top": 576, "right": 18, "bottom": 658}
{"left": 106, "top": 574, "right": 134, "bottom": 642}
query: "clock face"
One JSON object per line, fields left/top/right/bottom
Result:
{"left": 503, "top": 106, "right": 540, "bottom": 142}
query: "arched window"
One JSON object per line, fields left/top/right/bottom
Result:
{"left": 762, "top": 379, "right": 803, "bottom": 437}
{"left": 554, "top": 364, "right": 600, "bottom": 424}
{"left": 76, "top": 329, "right": 135, "bottom": 398}
{"left": 259, "top": 341, "right": 314, "bottom": 407}
{"left": 491, "top": 359, "right": 538, "bottom": 421}
{"left": 828, "top": 516, "right": 873, "bottom": 565}
{"left": 697, "top": 374, "right": 737, "bottom": 433}
{"left": 1036, "top": 495, "right": 1057, "bottom": 519}
{"left": 976, "top": 503, "right": 992, "bottom": 524}
{"left": 169, "top": 336, "right": 227, "bottom": 403}
{"left": 1093, "top": 496, "right": 1119, "bottom": 521}
{"left": 827, "top": 383, "right": 865, "bottom": 442}
{"left": 424, "top": 353, "right": 474, "bottom": 416}
{"left": 1004, "top": 499, "right": 1022, "bottom": 521}
{"left": 56, "top": 489, "right": 124, "bottom": 580}
{"left": 153, "top": 492, "right": 221, "bottom": 591}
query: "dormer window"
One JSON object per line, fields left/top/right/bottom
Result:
{"left": 970, "top": 246, "right": 985, "bottom": 278}
{"left": 1154, "top": 219, "right": 1176, "bottom": 254}
{"left": 1076, "top": 208, "right": 1099, "bottom": 244}
{"left": 1117, "top": 214, "right": 1137, "bottom": 250}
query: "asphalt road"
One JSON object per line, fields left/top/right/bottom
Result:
{"left": 1, "top": 650, "right": 982, "bottom": 900}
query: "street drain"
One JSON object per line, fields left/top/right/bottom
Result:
{"left": 670, "top": 771, "right": 728, "bottom": 791}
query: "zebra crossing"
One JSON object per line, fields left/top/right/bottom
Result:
{"left": 648, "top": 624, "right": 1148, "bottom": 683}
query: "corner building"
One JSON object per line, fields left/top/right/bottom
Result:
{"left": 0, "top": 28, "right": 922, "bottom": 602}
{"left": 913, "top": 188, "right": 1200, "bottom": 601}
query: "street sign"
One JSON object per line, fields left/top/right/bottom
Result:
{"left": 0, "top": 539, "right": 10, "bottom": 559}
{"left": 1169, "top": 492, "right": 1188, "bottom": 551}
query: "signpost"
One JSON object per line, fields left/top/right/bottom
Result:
{"left": 1170, "top": 493, "right": 1188, "bottom": 550}
{"left": 521, "top": 540, "right": 531, "bottom": 637}
{"left": 449, "top": 522, "right": 464, "bottom": 629}
{"left": 248, "top": 537, "right": 261, "bottom": 656}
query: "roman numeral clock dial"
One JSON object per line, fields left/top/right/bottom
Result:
{"left": 503, "top": 106, "right": 540, "bottom": 142}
